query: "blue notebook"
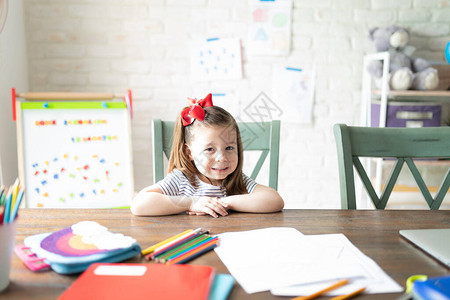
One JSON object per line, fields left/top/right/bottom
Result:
{"left": 412, "top": 276, "right": 450, "bottom": 300}
{"left": 209, "top": 274, "right": 235, "bottom": 300}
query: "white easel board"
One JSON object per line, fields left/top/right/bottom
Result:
{"left": 17, "top": 101, "right": 134, "bottom": 208}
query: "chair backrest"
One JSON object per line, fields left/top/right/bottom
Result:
{"left": 333, "top": 124, "right": 450, "bottom": 210}
{"left": 152, "top": 119, "right": 281, "bottom": 190}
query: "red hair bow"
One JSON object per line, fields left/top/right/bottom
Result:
{"left": 181, "top": 93, "right": 213, "bottom": 126}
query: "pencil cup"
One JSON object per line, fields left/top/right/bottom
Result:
{"left": 0, "top": 218, "right": 18, "bottom": 292}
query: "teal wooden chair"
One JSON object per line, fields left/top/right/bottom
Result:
{"left": 333, "top": 124, "right": 450, "bottom": 209}
{"left": 152, "top": 119, "right": 281, "bottom": 190}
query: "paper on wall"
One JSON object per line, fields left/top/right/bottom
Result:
{"left": 272, "top": 66, "right": 315, "bottom": 124}
{"left": 248, "top": 0, "right": 292, "bottom": 56}
{"left": 190, "top": 38, "right": 243, "bottom": 81}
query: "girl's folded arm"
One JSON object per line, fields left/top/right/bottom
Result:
{"left": 224, "top": 184, "right": 284, "bottom": 213}
{"left": 130, "top": 185, "right": 190, "bottom": 216}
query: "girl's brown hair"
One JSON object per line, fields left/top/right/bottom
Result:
{"left": 168, "top": 106, "right": 247, "bottom": 196}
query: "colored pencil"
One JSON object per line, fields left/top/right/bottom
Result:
{"left": 0, "top": 186, "right": 7, "bottom": 207}
{"left": 10, "top": 187, "right": 24, "bottom": 223}
{"left": 165, "top": 236, "right": 218, "bottom": 262}
{"left": 149, "top": 234, "right": 210, "bottom": 261}
{"left": 172, "top": 243, "right": 218, "bottom": 265}
{"left": 141, "top": 229, "right": 192, "bottom": 255}
{"left": 150, "top": 228, "right": 203, "bottom": 256}
{"left": 154, "top": 235, "right": 213, "bottom": 262}
{"left": 150, "top": 230, "right": 207, "bottom": 260}
{"left": 292, "top": 279, "right": 349, "bottom": 300}
{"left": 3, "top": 189, "right": 12, "bottom": 225}
{"left": 165, "top": 236, "right": 217, "bottom": 263}
{"left": 166, "top": 237, "right": 219, "bottom": 265}
{"left": 0, "top": 186, "right": 5, "bottom": 205}
{"left": 0, "top": 205, "right": 4, "bottom": 225}
{"left": 330, "top": 287, "right": 365, "bottom": 300}
{"left": 10, "top": 178, "right": 20, "bottom": 214}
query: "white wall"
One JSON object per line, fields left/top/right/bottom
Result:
{"left": 20, "top": 0, "right": 450, "bottom": 208}
{"left": 0, "top": 0, "right": 28, "bottom": 186}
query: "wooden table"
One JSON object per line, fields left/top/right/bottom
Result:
{"left": 3, "top": 209, "right": 450, "bottom": 299}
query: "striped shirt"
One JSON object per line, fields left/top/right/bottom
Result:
{"left": 157, "top": 169, "right": 257, "bottom": 198}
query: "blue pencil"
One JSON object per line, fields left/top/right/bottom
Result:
{"left": 165, "top": 236, "right": 216, "bottom": 263}
{"left": 173, "top": 243, "right": 218, "bottom": 265}
{"left": 151, "top": 229, "right": 206, "bottom": 259}
{"left": 153, "top": 234, "right": 211, "bottom": 262}
{"left": 10, "top": 188, "right": 24, "bottom": 223}
{"left": 4, "top": 189, "right": 12, "bottom": 224}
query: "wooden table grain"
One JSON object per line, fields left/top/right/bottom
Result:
{"left": 2, "top": 209, "right": 450, "bottom": 299}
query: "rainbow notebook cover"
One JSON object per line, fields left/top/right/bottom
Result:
{"left": 24, "top": 221, "right": 141, "bottom": 274}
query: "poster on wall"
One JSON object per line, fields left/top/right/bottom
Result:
{"left": 248, "top": 0, "right": 292, "bottom": 56}
{"left": 272, "top": 66, "right": 315, "bottom": 124}
{"left": 190, "top": 38, "right": 243, "bottom": 81}
{"left": 18, "top": 101, "right": 134, "bottom": 208}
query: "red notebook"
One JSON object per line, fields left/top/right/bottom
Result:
{"left": 58, "top": 263, "right": 215, "bottom": 300}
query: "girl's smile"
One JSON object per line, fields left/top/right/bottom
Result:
{"left": 185, "top": 125, "right": 238, "bottom": 186}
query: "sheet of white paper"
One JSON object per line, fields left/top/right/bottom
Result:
{"left": 272, "top": 66, "right": 315, "bottom": 124}
{"left": 270, "top": 234, "right": 403, "bottom": 296}
{"left": 215, "top": 228, "right": 403, "bottom": 295}
{"left": 215, "top": 228, "right": 366, "bottom": 294}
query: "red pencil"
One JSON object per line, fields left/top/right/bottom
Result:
{"left": 0, "top": 205, "right": 4, "bottom": 225}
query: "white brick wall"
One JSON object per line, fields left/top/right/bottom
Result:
{"left": 23, "top": 0, "right": 450, "bottom": 208}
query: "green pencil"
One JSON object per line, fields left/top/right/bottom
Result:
{"left": 154, "top": 234, "right": 211, "bottom": 262}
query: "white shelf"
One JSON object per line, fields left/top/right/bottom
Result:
{"left": 360, "top": 53, "right": 450, "bottom": 205}
{"left": 371, "top": 90, "right": 450, "bottom": 102}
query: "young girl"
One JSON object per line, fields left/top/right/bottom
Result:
{"left": 131, "top": 94, "right": 284, "bottom": 218}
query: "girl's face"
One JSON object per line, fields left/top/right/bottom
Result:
{"left": 185, "top": 125, "right": 238, "bottom": 186}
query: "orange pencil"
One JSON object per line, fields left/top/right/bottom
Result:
{"left": 150, "top": 228, "right": 202, "bottom": 257}
{"left": 292, "top": 279, "right": 349, "bottom": 300}
{"left": 330, "top": 287, "right": 365, "bottom": 300}
{"left": 166, "top": 238, "right": 218, "bottom": 265}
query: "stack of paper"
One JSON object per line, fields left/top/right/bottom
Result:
{"left": 214, "top": 227, "right": 403, "bottom": 296}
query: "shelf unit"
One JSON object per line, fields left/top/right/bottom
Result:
{"left": 360, "top": 52, "right": 450, "bottom": 208}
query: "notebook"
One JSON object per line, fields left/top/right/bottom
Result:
{"left": 412, "top": 275, "right": 450, "bottom": 299}
{"left": 209, "top": 273, "right": 235, "bottom": 300}
{"left": 58, "top": 263, "right": 215, "bottom": 300}
{"left": 399, "top": 228, "right": 450, "bottom": 267}
{"left": 22, "top": 221, "right": 141, "bottom": 274}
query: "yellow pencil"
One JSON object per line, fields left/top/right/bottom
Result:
{"left": 10, "top": 178, "right": 20, "bottom": 215}
{"left": 141, "top": 229, "right": 192, "bottom": 255}
{"left": 330, "top": 287, "right": 365, "bottom": 300}
{"left": 292, "top": 279, "right": 349, "bottom": 300}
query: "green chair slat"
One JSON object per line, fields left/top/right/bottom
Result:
{"left": 334, "top": 124, "right": 450, "bottom": 210}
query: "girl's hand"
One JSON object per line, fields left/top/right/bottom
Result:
{"left": 187, "top": 197, "right": 228, "bottom": 218}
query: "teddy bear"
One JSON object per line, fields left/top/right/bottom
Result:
{"left": 366, "top": 25, "right": 439, "bottom": 91}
